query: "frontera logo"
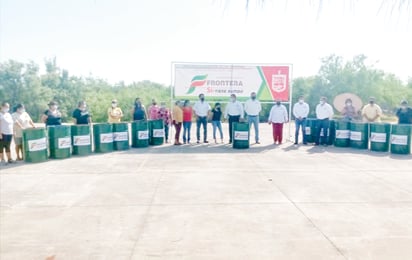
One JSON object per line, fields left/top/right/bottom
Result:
{"left": 186, "top": 75, "right": 207, "bottom": 94}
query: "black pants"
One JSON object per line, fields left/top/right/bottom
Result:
{"left": 316, "top": 118, "right": 329, "bottom": 145}
{"left": 228, "top": 115, "right": 240, "bottom": 142}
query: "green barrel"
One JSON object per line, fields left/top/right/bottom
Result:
{"left": 304, "top": 118, "right": 317, "bottom": 143}
{"left": 320, "top": 119, "right": 336, "bottom": 145}
{"left": 370, "top": 123, "right": 390, "bottom": 152}
{"left": 149, "top": 119, "right": 164, "bottom": 146}
{"left": 22, "top": 128, "right": 48, "bottom": 163}
{"left": 334, "top": 121, "right": 350, "bottom": 147}
{"left": 71, "top": 125, "right": 92, "bottom": 156}
{"left": 48, "top": 125, "right": 71, "bottom": 159}
{"left": 233, "top": 122, "right": 250, "bottom": 149}
{"left": 113, "top": 123, "right": 130, "bottom": 150}
{"left": 350, "top": 122, "right": 369, "bottom": 149}
{"left": 132, "top": 120, "right": 149, "bottom": 148}
{"left": 93, "top": 123, "right": 113, "bottom": 153}
{"left": 390, "top": 124, "right": 412, "bottom": 154}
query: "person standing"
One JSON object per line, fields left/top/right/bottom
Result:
{"left": 341, "top": 98, "right": 357, "bottom": 121}
{"left": 361, "top": 97, "right": 382, "bottom": 123}
{"left": 193, "top": 93, "right": 211, "bottom": 144}
{"left": 244, "top": 92, "right": 262, "bottom": 144}
{"left": 396, "top": 100, "right": 412, "bottom": 124}
{"left": 72, "top": 101, "right": 92, "bottom": 125}
{"left": 158, "top": 102, "right": 172, "bottom": 143}
{"left": 147, "top": 99, "right": 160, "bottom": 120}
{"left": 0, "top": 102, "right": 15, "bottom": 164}
{"left": 182, "top": 100, "right": 193, "bottom": 144}
{"left": 107, "top": 99, "right": 123, "bottom": 123}
{"left": 268, "top": 101, "right": 288, "bottom": 145}
{"left": 224, "top": 94, "right": 244, "bottom": 144}
{"left": 315, "top": 97, "right": 334, "bottom": 146}
{"left": 41, "top": 101, "right": 62, "bottom": 126}
{"left": 13, "top": 104, "right": 36, "bottom": 160}
{"left": 292, "top": 95, "right": 309, "bottom": 145}
{"left": 172, "top": 100, "right": 183, "bottom": 145}
{"left": 132, "top": 98, "right": 147, "bottom": 121}
{"left": 211, "top": 102, "right": 224, "bottom": 144}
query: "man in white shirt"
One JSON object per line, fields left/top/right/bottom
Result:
{"left": 268, "top": 101, "right": 288, "bottom": 145}
{"left": 292, "top": 95, "right": 310, "bottom": 145}
{"left": 224, "top": 94, "right": 244, "bottom": 144}
{"left": 0, "top": 102, "right": 15, "bottom": 164}
{"left": 244, "top": 92, "right": 262, "bottom": 144}
{"left": 315, "top": 96, "right": 334, "bottom": 146}
{"left": 193, "top": 93, "right": 211, "bottom": 143}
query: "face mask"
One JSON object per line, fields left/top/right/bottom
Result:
{"left": 276, "top": 102, "right": 281, "bottom": 106}
{"left": 251, "top": 96, "right": 256, "bottom": 100}
{"left": 401, "top": 105, "right": 407, "bottom": 109}
{"left": 51, "top": 105, "right": 58, "bottom": 110}
{"left": 320, "top": 101, "right": 325, "bottom": 105}
{"left": 369, "top": 101, "right": 374, "bottom": 105}
{"left": 298, "top": 99, "right": 303, "bottom": 104}
{"left": 231, "top": 98, "right": 236, "bottom": 102}
{"left": 112, "top": 103, "right": 117, "bottom": 108}
{"left": 200, "top": 97, "right": 205, "bottom": 102}
{"left": 346, "top": 102, "right": 352, "bottom": 106}
{"left": 2, "top": 108, "right": 9, "bottom": 113}
{"left": 19, "top": 109, "right": 25, "bottom": 113}
{"left": 80, "top": 106, "right": 87, "bottom": 111}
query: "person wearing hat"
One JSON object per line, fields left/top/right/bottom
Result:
{"left": 108, "top": 99, "right": 123, "bottom": 123}
{"left": 41, "top": 101, "right": 62, "bottom": 126}
{"left": 396, "top": 100, "right": 412, "bottom": 124}
{"left": 361, "top": 97, "right": 382, "bottom": 123}
{"left": 211, "top": 102, "right": 224, "bottom": 144}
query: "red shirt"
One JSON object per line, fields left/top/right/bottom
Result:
{"left": 182, "top": 107, "right": 193, "bottom": 122}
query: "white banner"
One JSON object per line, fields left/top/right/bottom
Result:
{"left": 336, "top": 130, "right": 350, "bottom": 139}
{"left": 100, "top": 133, "right": 113, "bottom": 143}
{"left": 350, "top": 131, "right": 362, "bottom": 141}
{"left": 27, "top": 137, "right": 47, "bottom": 152}
{"left": 391, "top": 134, "right": 408, "bottom": 145}
{"left": 113, "top": 131, "right": 128, "bottom": 142}
{"left": 370, "top": 132, "right": 387, "bottom": 143}
{"left": 138, "top": 130, "right": 149, "bottom": 140}
{"left": 153, "top": 129, "right": 164, "bottom": 138}
{"left": 73, "top": 135, "right": 91, "bottom": 146}
{"left": 58, "top": 137, "right": 72, "bottom": 149}
{"left": 234, "top": 131, "right": 249, "bottom": 141}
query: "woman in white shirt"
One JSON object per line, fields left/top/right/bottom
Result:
{"left": 12, "top": 104, "right": 36, "bottom": 160}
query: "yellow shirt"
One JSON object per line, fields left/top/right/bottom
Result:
{"left": 172, "top": 105, "right": 183, "bottom": 123}
{"left": 362, "top": 104, "right": 382, "bottom": 122}
{"left": 108, "top": 107, "right": 123, "bottom": 123}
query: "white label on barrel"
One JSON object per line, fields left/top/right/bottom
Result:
{"left": 58, "top": 137, "right": 71, "bottom": 149}
{"left": 100, "top": 133, "right": 113, "bottom": 143}
{"left": 371, "top": 132, "right": 386, "bottom": 143}
{"left": 350, "top": 131, "right": 362, "bottom": 141}
{"left": 138, "top": 130, "right": 149, "bottom": 140}
{"left": 336, "top": 130, "right": 350, "bottom": 139}
{"left": 73, "top": 135, "right": 91, "bottom": 146}
{"left": 113, "top": 131, "right": 128, "bottom": 141}
{"left": 234, "top": 131, "right": 248, "bottom": 141}
{"left": 305, "top": 127, "right": 311, "bottom": 135}
{"left": 153, "top": 129, "right": 164, "bottom": 138}
{"left": 391, "top": 134, "right": 408, "bottom": 145}
{"left": 320, "top": 129, "right": 330, "bottom": 137}
{"left": 28, "top": 137, "right": 47, "bottom": 151}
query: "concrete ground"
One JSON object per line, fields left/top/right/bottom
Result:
{"left": 0, "top": 122, "right": 411, "bottom": 260}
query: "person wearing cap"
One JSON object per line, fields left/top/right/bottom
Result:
{"left": 292, "top": 95, "right": 310, "bottom": 145}
{"left": 72, "top": 101, "right": 92, "bottom": 125}
{"left": 268, "top": 100, "right": 288, "bottom": 145}
{"left": 41, "top": 101, "right": 62, "bottom": 126}
{"left": 211, "top": 102, "right": 224, "bottom": 143}
{"left": 341, "top": 98, "right": 357, "bottom": 121}
{"left": 108, "top": 99, "right": 123, "bottom": 123}
{"left": 315, "top": 97, "right": 334, "bottom": 146}
{"left": 13, "top": 104, "right": 36, "bottom": 160}
{"left": 244, "top": 92, "right": 262, "bottom": 144}
{"left": 193, "top": 93, "right": 211, "bottom": 144}
{"left": 172, "top": 100, "right": 183, "bottom": 145}
{"left": 0, "top": 102, "right": 15, "bottom": 164}
{"left": 396, "top": 100, "right": 412, "bottom": 124}
{"left": 224, "top": 94, "right": 244, "bottom": 144}
{"left": 361, "top": 97, "right": 382, "bottom": 123}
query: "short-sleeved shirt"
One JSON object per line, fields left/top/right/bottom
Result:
{"left": 12, "top": 112, "right": 33, "bottom": 137}
{"left": 362, "top": 104, "right": 382, "bottom": 122}
{"left": 158, "top": 107, "right": 171, "bottom": 125}
{"left": 133, "top": 105, "right": 146, "bottom": 121}
{"left": 108, "top": 107, "right": 123, "bottom": 123}
{"left": 211, "top": 108, "right": 222, "bottom": 121}
{"left": 148, "top": 105, "right": 160, "bottom": 120}
{"left": 72, "top": 108, "right": 91, "bottom": 125}
{"left": 0, "top": 112, "right": 14, "bottom": 135}
{"left": 396, "top": 107, "right": 412, "bottom": 124}
{"left": 193, "top": 101, "right": 211, "bottom": 117}
{"left": 44, "top": 109, "right": 62, "bottom": 126}
{"left": 182, "top": 107, "right": 193, "bottom": 122}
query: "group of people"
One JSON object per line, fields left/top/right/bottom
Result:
{"left": 1, "top": 94, "right": 411, "bottom": 163}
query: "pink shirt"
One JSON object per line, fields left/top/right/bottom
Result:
{"left": 148, "top": 105, "right": 160, "bottom": 120}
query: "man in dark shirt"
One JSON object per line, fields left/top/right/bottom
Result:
{"left": 72, "top": 101, "right": 92, "bottom": 125}
{"left": 396, "top": 100, "right": 412, "bottom": 124}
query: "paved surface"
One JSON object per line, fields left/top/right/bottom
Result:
{"left": 1, "top": 123, "right": 411, "bottom": 260}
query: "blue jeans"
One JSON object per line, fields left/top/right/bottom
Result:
{"left": 247, "top": 115, "right": 259, "bottom": 142}
{"left": 183, "top": 121, "right": 192, "bottom": 142}
{"left": 295, "top": 118, "right": 307, "bottom": 144}
{"left": 212, "top": 121, "right": 223, "bottom": 140}
{"left": 196, "top": 116, "right": 208, "bottom": 142}
{"left": 316, "top": 118, "right": 329, "bottom": 145}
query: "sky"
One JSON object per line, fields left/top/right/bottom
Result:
{"left": 0, "top": 0, "right": 411, "bottom": 85}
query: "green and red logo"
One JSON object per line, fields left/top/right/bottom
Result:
{"left": 186, "top": 75, "right": 208, "bottom": 94}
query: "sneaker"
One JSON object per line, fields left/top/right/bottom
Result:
{"left": 255, "top": 141, "right": 260, "bottom": 144}
{"left": 204, "top": 140, "right": 209, "bottom": 143}
{"left": 197, "top": 140, "right": 200, "bottom": 144}
{"left": 294, "top": 142, "right": 298, "bottom": 145}
{"left": 7, "top": 160, "right": 16, "bottom": 164}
